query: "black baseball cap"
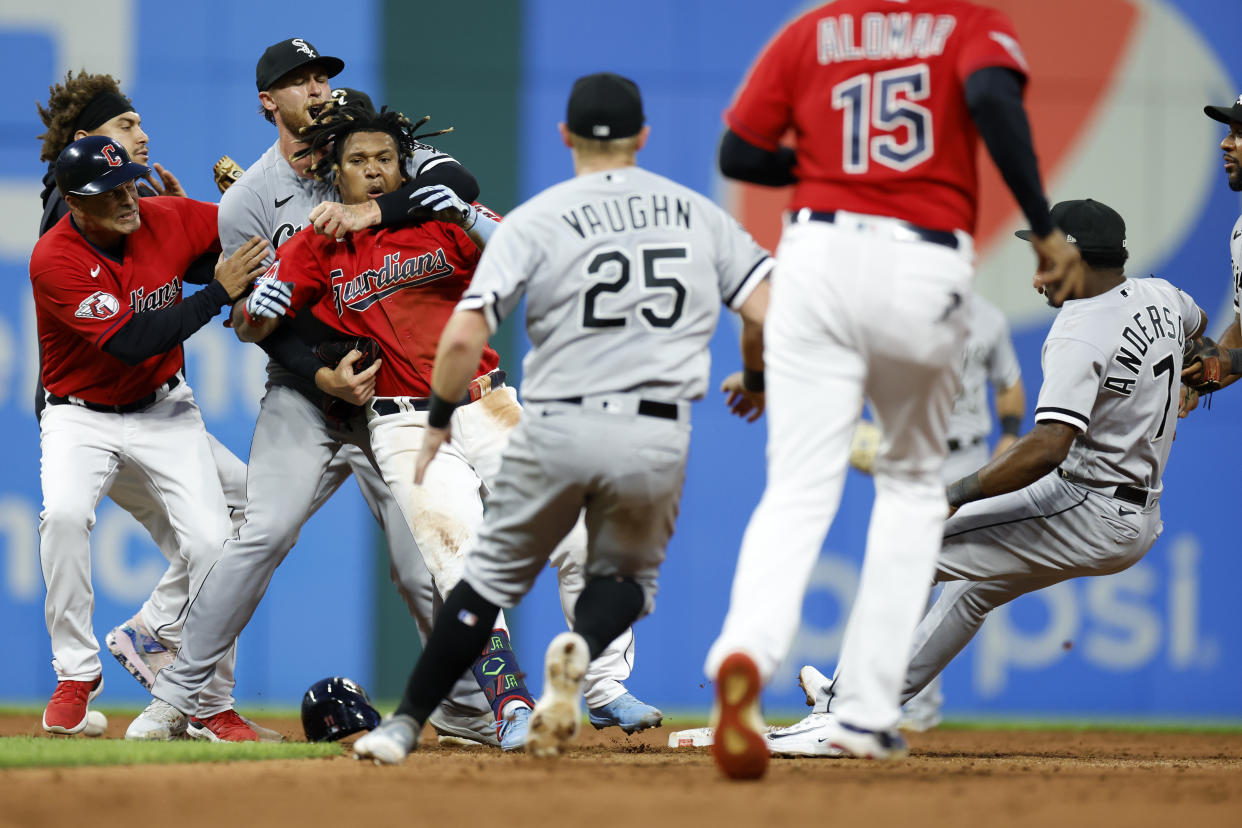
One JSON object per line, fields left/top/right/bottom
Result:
{"left": 1204, "top": 94, "right": 1242, "bottom": 125}
{"left": 1015, "top": 199, "right": 1127, "bottom": 260}
{"left": 329, "top": 87, "right": 375, "bottom": 113}
{"left": 256, "top": 38, "right": 344, "bottom": 91}
{"left": 566, "top": 73, "right": 644, "bottom": 139}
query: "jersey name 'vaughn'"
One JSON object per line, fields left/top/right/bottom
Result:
{"left": 561, "top": 193, "right": 692, "bottom": 240}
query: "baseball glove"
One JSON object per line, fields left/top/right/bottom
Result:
{"left": 1182, "top": 335, "right": 1230, "bottom": 393}
{"left": 313, "top": 337, "right": 383, "bottom": 372}
{"left": 213, "top": 156, "right": 244, "bottom": 194}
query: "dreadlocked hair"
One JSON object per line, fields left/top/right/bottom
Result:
{"left": 292, "top": 102, "right": 454, "bottom": 182}
{"left": 37, "top": 70, "right": 126, "bottom": 162}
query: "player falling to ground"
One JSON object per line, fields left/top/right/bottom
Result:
{"left": 35, "top": 72, "right": 257, "bottom": 721}
{"left": 845, "top": 291, "right": 1026, "bottom": 731}
{"left": 766, "top": 199, "right": 1206, "bottom": 757}
{"left": 30, "top": 136, "right": 267, "bottom": 735}
{"left": 1179, "top": 95, "right": 1242, "bottom": 399}
{"left": 348, "top": 72, "right": 772, "bottom": 765}
{"left": 705, "top": 0, "right": 1084, "bottom": 779}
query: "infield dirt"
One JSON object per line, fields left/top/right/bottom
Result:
{"left": 1, "top": 713, "right": 1239, "bottom": 828}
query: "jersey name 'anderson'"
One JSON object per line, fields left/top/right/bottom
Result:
{"left": 561, "top": 193, "right": 692, "bottom": 240}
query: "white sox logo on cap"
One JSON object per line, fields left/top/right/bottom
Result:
{"left": 75, "top": 291, "right": 120, "bottom": 320}
{"left": 292, "top": 38, "right": 317, "bottom": 58}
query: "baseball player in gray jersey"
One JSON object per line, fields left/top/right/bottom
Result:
{"left": 127, "top": 40, "right": 505, "bottom": 745}
{"left": 351, "top": 72, "right": 772, "bottom": 765}
{"left": 1180, "top": 96, "right": 1242, "bottom": 399}
{"left": 766, "top": 199, "right": 1206, "bottom": 757}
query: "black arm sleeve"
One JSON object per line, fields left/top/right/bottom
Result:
{"left": 101, "top": 281, "right": 231, "bottom": 366}
{"left": 375, "top": 160, "right": 481, "bottom": 228}
{"left": 965, "top": 66, "right": 1053, "bottom": 237}
{"left": 257, "top": 322, "right": 326, "bottom": 382}
{"left": 718, "top": 129, "right": 798, "bottom": 187}
{"left": 182, "top": 250, "right": 218, "bottom": 285}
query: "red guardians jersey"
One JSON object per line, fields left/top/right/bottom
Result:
{"left": 272, "top": 219, "right": 500, "bottom": 398}
{"left": 30, "top": 197, "right": 220, "bottom": 404}
{"left": 727, "top": 0, "right": 1029, "bottom": 233}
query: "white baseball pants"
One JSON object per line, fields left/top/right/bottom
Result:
{"left": 39, "top": 380, "right": 234, "bottom": 708}
{"left": 707, "top": 212, "right": 973, "bottom": 732}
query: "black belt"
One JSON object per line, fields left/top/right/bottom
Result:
{"left": 1057, "top": 467, "right": 1148, "bottom": 507}
{"left": 796, "top": 209, "right": 959, "bottom": 250}
{"left": 370, "top": 369, "right": 505, "bottom": 417}
{"left": 553, "top": 396, "right": 680, "bottom": 420}
{"left": 947, "top": 436, "right": 984, "bottom": 452}
{"left": 46, "top": 375, "right": 181, "bottom": 414}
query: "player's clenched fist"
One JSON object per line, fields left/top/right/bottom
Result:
{"left": 215, "top": 236, "right": 270, "bottom": 299}
{"left": 245, "top": 278, "right": 293, "bottom": 319}
{"left": 309, "top": 200, "right": 380, "bottom": 239}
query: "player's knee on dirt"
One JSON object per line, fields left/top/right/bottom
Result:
{"left": 573, "top": 576, "right": 645, "bottom": 661}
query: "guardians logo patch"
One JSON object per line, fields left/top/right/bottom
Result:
{"left": 329, "top": 249, "right": 454, "bottom": 315}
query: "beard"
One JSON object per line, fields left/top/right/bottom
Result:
{"left": 277, "top": 98, "right": 318, "bottom": 133}
{"left": 1230, "top": 169, "right": 1242, "bottom": 192}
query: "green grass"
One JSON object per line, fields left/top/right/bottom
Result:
{"left": 0, "top": 736, "right": 340, "bottom": 769}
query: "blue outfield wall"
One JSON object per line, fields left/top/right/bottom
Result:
{"left": 0, "top": 0, "right": 1239, "bottom": 720}
{"left": 512, "top": 0, "right": 1242, "bottom": 719}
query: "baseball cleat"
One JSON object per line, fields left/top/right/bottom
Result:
{"left": 764, "top": 712, "right": 840, "bottom": 757}
{"left": 42, "top": 675, "right": 104, "bottom": 735}
{"left": 187, "top": 710, "right": 259, "bottom": 742}
{"left": 710, "top": 652, "right": 768, "bottom": 780}
{"left": 498, "top": 704, "right": 532, "bottom": 751}
{"left": 798, "top": 665, "right": 833, "bottom": 712}
{"left": 818, "top": 717, "right": 909, "bottom": 760}
{"left": 353, "top": 715, "right": 420, "bottom": 765}
{"left": 106, "top": 617, "right": 175, "bottom": 690}
{"left": 126, "top": 698, "right": 187, "bottom": 740}
{"left": 429, "top": 705, "right": 500, "bottom": 748}
{"left": 587, "top": 691, "right": 663, "bottom": 733}
{"left": 524, "top": 632, "right": 589, "bottom": 758}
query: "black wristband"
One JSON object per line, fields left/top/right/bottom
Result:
{"left": 1000, "top": 415, "right": 1021, "bottom": 437}
{"left": 427, "top": 390, "right": 459, "bottom": 429}
{"left": 946, "top": 472, "right": 983, "bottom": 508}
{"left": 1228, "top": 348, "right": 1242, "bottom": 376}
{"left": 742, "top": 368, "right": 765, "bottom": 392}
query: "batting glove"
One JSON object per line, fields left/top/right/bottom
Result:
{"left": 410, "top": 184, "right": 478, "bottom": 230}
{"left": 245, "top": 278, "right": 294, "bottom": 320}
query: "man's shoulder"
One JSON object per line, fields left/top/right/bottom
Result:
{"left": 229, "top": 142, "right": 287, "bottom": 198}
{"left": 31, "top": 221, "right": 85, "bottom": 273}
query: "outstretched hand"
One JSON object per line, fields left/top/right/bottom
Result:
{"left": 137, "top": 163, "right": 186, "bottom": 198}
{"left": 720, "top": 371, "right": 764, "bottom": 422}
{"left": 1030, "top": 232, "right": 1085, "bottom": 305}
{"left": 309, "top": 200, "right": 381, "bottom": 239}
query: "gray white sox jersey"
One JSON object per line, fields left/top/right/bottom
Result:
{"left": 459, "top": 166, "right": 770, "bottom": 401}
{"left": 1230, "top": 214, "right": 1242, "bottom": 315}
{"left": 1036, "top": 277, "right": 1201, "bottom": 494}
{"left": 219, "top": 139, "right": 456, "bottom": 256}
{"left": 947, "top": 293, "right": 1021, "bottom": 445}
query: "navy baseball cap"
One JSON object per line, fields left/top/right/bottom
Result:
{"left": 256, "top": 38, "right": 344, "bottom": 91}
{"left": 566, "top": 73, "right": 644, "bottom": 139}
{"left": 1204, "top": 94, "right": 1242, "bottom": 125}
{"left": 1016, "top": 199, "right": 1127, "bottom": 261}
{"left": 55, "top": 135, "right": 150, "bottom": 197}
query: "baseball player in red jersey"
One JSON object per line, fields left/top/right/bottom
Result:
{"left": 234, "top": 104, "right": 546, "bottom": 737}
{"left": 705, "top": 1, "right": 1084, "bottom": 778}
{"left": 30, "top": 135, "right": 267, "bottom": 734}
